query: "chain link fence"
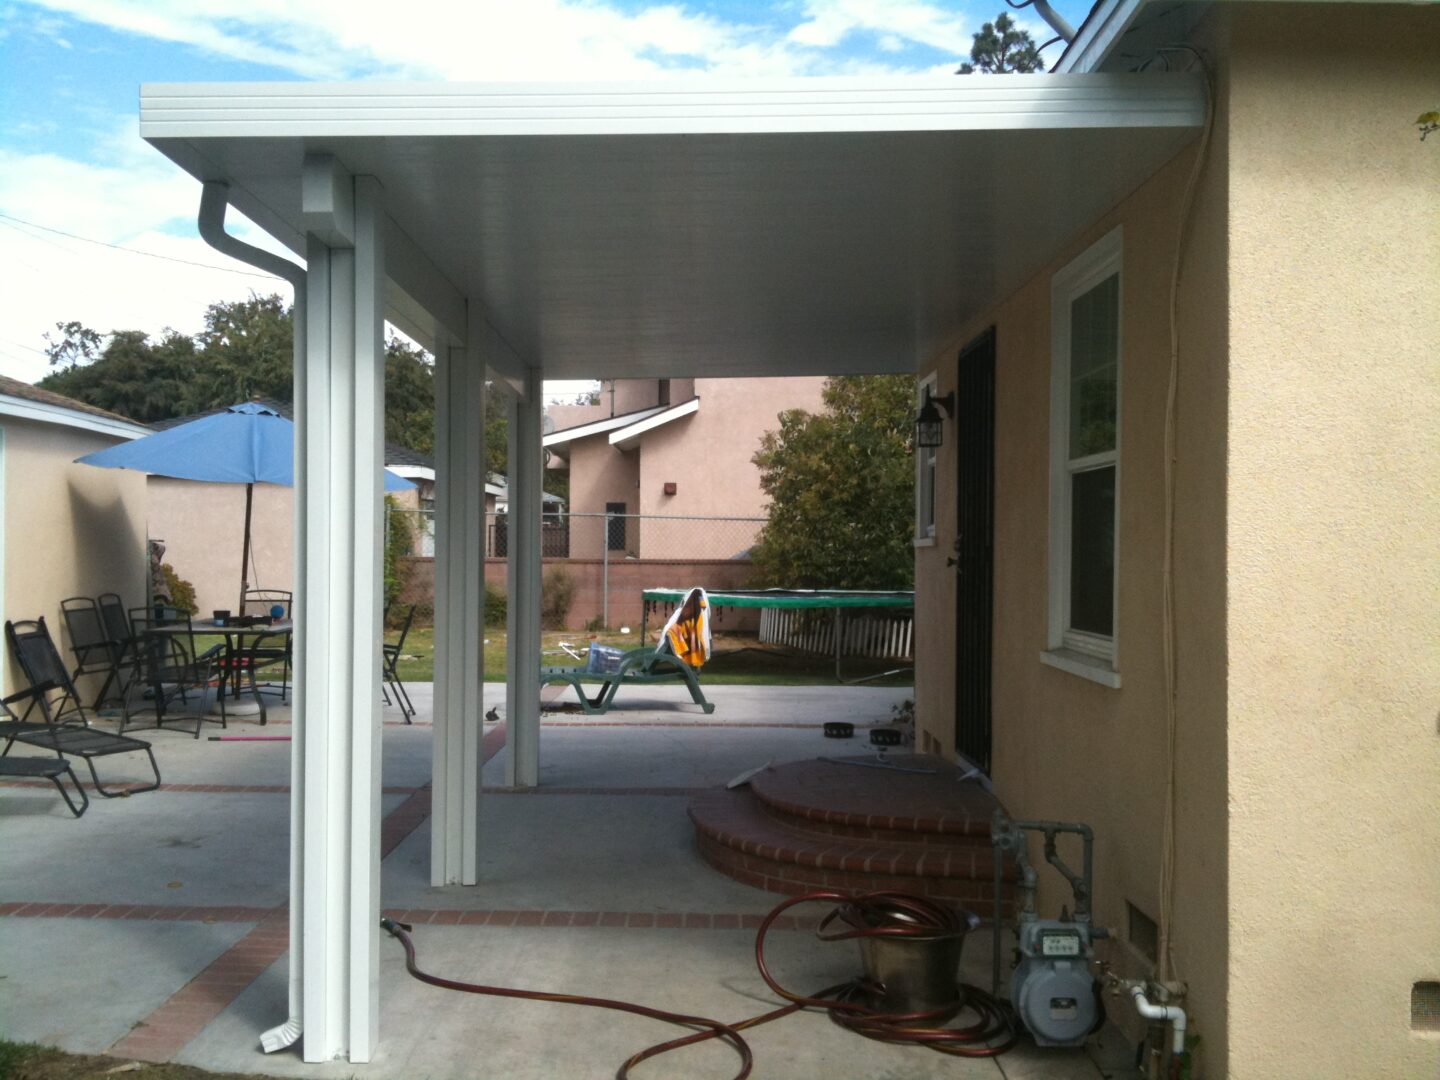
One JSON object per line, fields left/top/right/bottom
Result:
{"left": 388, "top": 510, "right": 767, "bottom": 630}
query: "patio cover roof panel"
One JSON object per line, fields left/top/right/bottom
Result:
{"left": 141, "top": 75, "right": 1203, "bottom": 379}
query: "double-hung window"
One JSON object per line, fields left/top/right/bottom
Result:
{"left": 1045, "top": 228, "right": 1122, "bottom": 685}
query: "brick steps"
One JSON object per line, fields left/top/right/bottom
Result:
{"left": 688, "top": 755, "right": 1014, "bottom": 916}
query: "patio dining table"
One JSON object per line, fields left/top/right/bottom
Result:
{"left": 145, "top": 620, "right": 293, "bottom": 716}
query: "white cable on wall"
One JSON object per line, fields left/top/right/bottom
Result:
{"left": 1155, "top": 43, "right": 1215, "bottom": 988}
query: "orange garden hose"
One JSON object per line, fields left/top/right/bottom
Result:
{"left": 381, "top": 889, "right": 1016, "bottom": 1079}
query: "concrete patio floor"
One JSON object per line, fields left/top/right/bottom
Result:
{"left": 1, "top": 682, "right": 1132, "bottom": 1079}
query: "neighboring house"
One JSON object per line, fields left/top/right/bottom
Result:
{"left": 147, "top": 399, "right": 435, "bottom": 615}
{"left": 136, "top": 5, "right": 1438, "bottom": 1074}
{"left": 0, "top": 376, "right": 149, "bottom": 694}
{"left": 543, "top": 376, "right": 825, "bottom": 559}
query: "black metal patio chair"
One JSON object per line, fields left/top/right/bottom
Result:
{"left": 95, "top": 593, "right": 138, "bottom": 705}
{"left": 381, "top": 603, "right": 417, "bottom": 722}
{"left": 235, "top": 589, "right": 293, "bottom": 705}
{"left": 0, "top": 685, "right": 90, "bottom": 817}
{"left": 122, "top": 611, "right": 227, "bottom": 739}
{"left": 60, "top": 596, "right": 125, "bottom": 708}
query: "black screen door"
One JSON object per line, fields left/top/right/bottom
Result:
{"left": 605, "top": 502, "right": 627, "bottom": 551}
{"left": 954, "top": 328, "right": 996, "bottom": 772}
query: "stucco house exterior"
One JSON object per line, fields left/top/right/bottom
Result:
{"left": 0, "top": 376, "right": 149, "bottom": 694}
{"left": 133, "top": 1, "right": 1437, "bottom": 1074}
{"left": 908, "top": 5, "right": 1438, "bottom": 1077}
{"left": 543, "top": 376, "right": 825, "bottom": 559}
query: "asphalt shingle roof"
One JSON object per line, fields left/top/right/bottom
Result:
{"left": 0, "top": 374, "right": 142, "bottom": 425}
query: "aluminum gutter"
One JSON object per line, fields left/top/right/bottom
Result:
{"left": 140, "top": 74, "right": 1205, "bottom": 139}
{"left": 608, "top": 397, "right": 699, "bottom": 451}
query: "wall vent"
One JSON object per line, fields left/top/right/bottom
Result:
{"left": 1126, "top": 901, "right": 1159, "bottom": 964}
{"left": 1413, "top": 981, "right": 1440, "bottom": 1031}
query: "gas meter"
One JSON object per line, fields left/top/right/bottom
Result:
{"left": 991, "top": 813, "right": 1103, "bottom": 1048}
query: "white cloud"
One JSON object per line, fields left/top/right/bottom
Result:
{"left": 788, "top": 0, "right": 968, "bottom": 55}
{"left": 19, "top": 0, "right": 973, "bottom": 83}
{"left": 0, "top": 121, "right": 297, "bottom": 385}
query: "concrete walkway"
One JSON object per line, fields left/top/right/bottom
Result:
{"left": 1, "top": 683, "right": 1128, "bottom": 1079}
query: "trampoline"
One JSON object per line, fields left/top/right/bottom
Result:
{"left": 640, "top": 588, "right": 915, "bottom": 684}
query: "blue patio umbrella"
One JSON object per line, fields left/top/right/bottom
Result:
{"left": 77, "top": 402, "right": 414, "bottom": 609}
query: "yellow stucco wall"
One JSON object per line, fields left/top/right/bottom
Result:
{"left": 1, "top": 418, "right": 147, "bottom": 696}
{"left": 913, "top": 22, "right": 1233, "bottom": 1068}
{"left": 914, "top": 130, "right": 1232, "bottom": 1065}
{"left": 1224, "top": 7, "right": 1440, "bottom": 1077}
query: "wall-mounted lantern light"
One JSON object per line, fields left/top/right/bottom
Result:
{"left": 915, "top": 387, "right": 955, "bottom": 449}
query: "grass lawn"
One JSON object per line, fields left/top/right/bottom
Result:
{"left": 0, "top": 1041, "right": 268, "bottom": 1080}
{"left": 391, "top": 626, "right": 913, "bottom": 688}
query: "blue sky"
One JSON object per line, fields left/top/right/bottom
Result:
{"left": 0, "top": 0, "right": 1094, "bottom": 388}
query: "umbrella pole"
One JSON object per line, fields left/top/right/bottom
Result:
{"left": 240, "top": 482, "right": 254, "bottom": 613}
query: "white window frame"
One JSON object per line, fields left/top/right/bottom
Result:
{"left": 1042, "top": 227, "right": 1122, "bottom": 687}
{"left": 914, "top": 372, "right": 938, "bottom": 546}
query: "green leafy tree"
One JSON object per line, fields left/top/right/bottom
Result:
{"left": 957, "top": 12, "right": 1045, "bottom": 74}
{"left": 35, "top": 294, "right": 440, "bottom": 454}
{"left": 39, "top": 328, "right": 198, "bottom": 423}
{"left": 749, "top": 375, "right": 915, "bottom": 590}
{"left": 43, "top": 321, "right": 103, "bottom": 370}
{"left": 385, "top": 335, "right": 436, "bottom": 456}
{"left": 184, "top": 294, "right": 295, "bottom": 408}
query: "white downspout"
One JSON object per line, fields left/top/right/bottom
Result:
{"left": 1030, "top": 0, "right": 1076, "bottom": 43}
{"left": 196, "top": 182, "right": 308, "bottom": 1055}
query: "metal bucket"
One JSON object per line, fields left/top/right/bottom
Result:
{"left": 843, "top": 902, "right": 977, "bottom": 1017}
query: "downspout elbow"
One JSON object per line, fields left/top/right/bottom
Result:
{"left": 1030, "top": 0, "right": 1076, "bottom": 43}
{"left": 198, "top": 182, "right": 305, "bottom": 290}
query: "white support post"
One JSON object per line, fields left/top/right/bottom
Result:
{"left": 294, "top": 165, "right": 385, "bottom": 1064}
{"left": 505, "top": 366, "right": 543, "bottom": 788}
{"left": 430, "top": 305, "right": 487, "bottom": 886}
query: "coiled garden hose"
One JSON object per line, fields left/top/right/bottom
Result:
{"left": 381, "top": 888, "right": 1016, "bottom": 1080}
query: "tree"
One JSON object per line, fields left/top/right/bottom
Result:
{"left": 957, "top": 13, "right": 1045, "bottom": 74}
{"left": 39, "top": 327, "right": 197, "bottom": 423}
{"left": 749, "top": 375, "right": 915, "bottom": 591}
{"left": 43, "top": 321, "right": 102, "bottom": 370}
{"left": 385, "top": 335, "right": 436, "bottom": 456}
{"left": 35, "top": 294, "right": 442, "bottom": 453}
{"left": 185, "top": 294, "right": 295, "bottom": 407}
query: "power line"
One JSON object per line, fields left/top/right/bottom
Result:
{"left": 0, "top": 211, "right": 283, "bottom": 281}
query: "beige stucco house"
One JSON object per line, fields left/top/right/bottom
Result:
{"left": 133, "top": 1, "right": 1437, "bottom": 1073}
{"left": 544, "top": 376, "right": 825, "bottom": 559}
{"left": 0, "top": 376, "right": 149, "bottom": 694}
{"left": 908, "top": 5, "right": 1439, "bottom": 1077}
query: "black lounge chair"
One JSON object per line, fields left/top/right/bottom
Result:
{"left": 381, "top": 603, "right": 417, "bottom": 721}
{"left": 0, "top": 669, "right": 159, "bottom": 800}
{"left": 0, "top": 686, "right": 90, "bottom": 817}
